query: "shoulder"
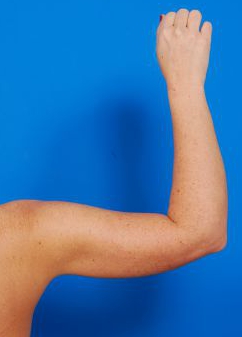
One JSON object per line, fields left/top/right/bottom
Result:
{"left": 0, "top": 199, "right": 58, "bottom": 294}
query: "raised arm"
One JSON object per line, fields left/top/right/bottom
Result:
{"left": 157, "top": 9, "right": 228, "bottom": 250}
{"left": 1, "top": 9, "right": 227, "bottom": 286}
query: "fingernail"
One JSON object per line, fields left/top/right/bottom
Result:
{"left": 159, "top": 15, "right": 163, "bottom": 22}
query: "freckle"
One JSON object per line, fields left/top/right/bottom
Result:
{"left": 92, "top": 259, "right": 95, "bottom": 262}
{"left": 38, "top": 241, "right": 42, "bottom": 245}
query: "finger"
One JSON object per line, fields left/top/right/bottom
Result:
{"left": 188, "top": 10, "right": 202, "bottom": 31}
{"left": 163, "top": 12, "right": 176, "bottom": 28}
{"left": 201, "top": 21, "right": 213, "bottom": 39}
{"left": 174, "top": 8, "right": 189, "bottom": 28}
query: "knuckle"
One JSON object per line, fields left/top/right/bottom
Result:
{"left": 188, "top": 31, "right": 197, "bottom": 39}
{"left": 163, "top": 27, "right": 171, "bottom": 37}
{"left": 174, "top": 27, "right": 183, "bottom": 36}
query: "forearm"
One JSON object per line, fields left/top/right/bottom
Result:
{"left": 167, "top": 85, "right": 227, "bottom": 245}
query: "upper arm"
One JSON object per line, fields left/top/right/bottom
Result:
{"left": 0, "top": 199, "right": 222, "bottom": 335}
{"left": 28, "top": 200, "right": 216, "bottom": 279}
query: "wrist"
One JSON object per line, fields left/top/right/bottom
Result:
{"left": 167, "top": 83, "right": 205, "bottom": 97}
{"left": 167, "top": 84, "right": 206, "bottom": 104}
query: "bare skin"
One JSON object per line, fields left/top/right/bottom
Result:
{"left": 0, "top": 9, "right": 228, "bottom": 337}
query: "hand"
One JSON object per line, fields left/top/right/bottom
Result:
{"left": 156, "top": 9, "right": 212, "bottom": 91}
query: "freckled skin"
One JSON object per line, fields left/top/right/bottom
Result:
{"left": 0, "top": 8, "right": 227, "bottom": 337}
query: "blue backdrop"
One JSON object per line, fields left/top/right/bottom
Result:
{"left": 0, "top": 0, "right": 241, "bottom": 336}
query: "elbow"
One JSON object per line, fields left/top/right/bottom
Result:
{"left": 197, "top": 203, "right": 228, "bottom": 254}
{"left": 210, "top": 233, "right": 227, "bottom": 253}
{"left": 205, "top": 221, "right": 228, "bottom": 254}
{"left": 188, "top": 216, "right": 228, "bottom": 256}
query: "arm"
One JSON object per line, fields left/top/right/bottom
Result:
{"left": 2, "top": 9, "right": 227, "bottom": 282}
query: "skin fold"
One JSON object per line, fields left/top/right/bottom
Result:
{"left": 0, "top": 9, "right": 228, "bottom": 337}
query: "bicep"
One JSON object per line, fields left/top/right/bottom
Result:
{"left": 37, "top": 202, "right": 209, "bottom": 278}
{"left": 28, "top": 200, "right": 212, "bottom": 279}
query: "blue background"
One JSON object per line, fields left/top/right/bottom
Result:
{"left": 0, "top": 0, "right": 241, "bottom": 336}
